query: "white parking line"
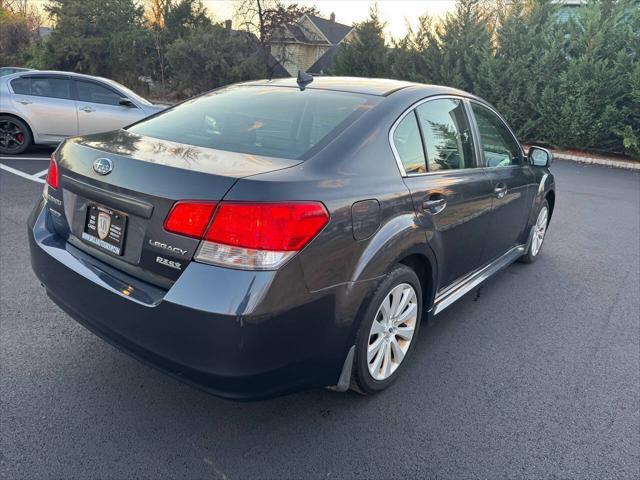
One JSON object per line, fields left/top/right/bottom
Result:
{"left": 34, "top": 169, "right": 49, "bottom": 178}
{"left": 0, "top": 163, "right": 46, "bottom": 183}
{"left": 0, "top": 156, "right": 50, "bottom": 161}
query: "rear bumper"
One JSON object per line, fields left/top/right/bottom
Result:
{"left": 28, "top": 201, "right": 372, "bottom": 400}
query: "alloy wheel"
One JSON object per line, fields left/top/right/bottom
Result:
{"left": 0, "top": 120, "right": 25, "bottom": 153}
{"left": 531, "top": 205, "right": 548, "bottom": 257}
{"left": 367, "top": 282, "right": 418, "bottom": 381}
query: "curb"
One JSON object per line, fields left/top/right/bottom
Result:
{"left": 554, "top": 153, "right": 640, "bottom": 171}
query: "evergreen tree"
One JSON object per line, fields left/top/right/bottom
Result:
{"left": 552, "top": 0, "right": 640, "bottom": 154}
{"left": 411, "top": 15, "right": 444, "bottom": 84}
{"left": 165, "top": 24, "right": 267, "bottom": 98}
{"left": 389, "top": 15, "right": 440, "bottom": 84}
{"left": 433, "top": 0, "right": 494, "bottom": 95}
{"left": 389, "top": 33, "right": 421, "bottom": 82}
{"left": 146, "top": 0, "right": 212, "bottom": 91}
{"left": 484, "top": 0, "right": 565, "bottom": 143}
{"left": 333, "top": 6, "right": 389, "bottom": 77}
{"left": 388, "top": 1, "right": 493, "bottom": 94}
{"left": 622, "top": 61, "right": 640, "bottom": 157}
{"left": 44, "top": 0, "right": 151, "bottom": 86}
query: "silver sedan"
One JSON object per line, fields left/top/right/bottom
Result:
{"left": 0, "top": 70, "right": 166, "bottom": 154}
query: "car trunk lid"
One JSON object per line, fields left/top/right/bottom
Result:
{"left": 49, "top": 130, "right": 301, "bottom": 287}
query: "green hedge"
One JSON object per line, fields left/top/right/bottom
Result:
{"left": 333, "top": 0, "right": 640, "bottom": 158}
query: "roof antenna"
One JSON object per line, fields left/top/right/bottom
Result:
{"left": 297, "top": 70, "right": 314, "bottom": 91}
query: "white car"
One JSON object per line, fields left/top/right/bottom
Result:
{"left": 0, "top": 70, "right": 166, "bottom": 154}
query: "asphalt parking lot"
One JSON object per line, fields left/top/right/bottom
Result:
{"left": 1, "top": 153, "right": 639, "bottom": 479}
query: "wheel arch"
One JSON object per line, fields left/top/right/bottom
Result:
{"left": 398, "top": 253, "right": 436, "bottom": 315}
{"left": 347, "top": 208, "right": 439, "bottom": 306}
{"left": 545, "top": 189, "right": 555, "bottom": 223}
{"left": 343, "top": 217, "right": 439, "bottom": 348}
{"left": 0, "top": 112, "right": 36, "bottom": 145}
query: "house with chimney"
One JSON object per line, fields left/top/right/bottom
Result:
{"left": 270, "top": 13, "right": 355, "bottom": 76}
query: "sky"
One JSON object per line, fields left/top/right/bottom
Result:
{"left": 28, "top": 0, "right": 457, "bottom": 40}
{"left": 203, "top": 1, "right": 457, "bottom": 40}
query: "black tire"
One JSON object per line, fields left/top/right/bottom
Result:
{"left": 519, "top": 198, "right": 550, "bottom": 264}
{"left": 0, "top": 115, "right": 32, "bottom": 155}
{"left": 351, "top": 264, "right": 423, "bottom": 395}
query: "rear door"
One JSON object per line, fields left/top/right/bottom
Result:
{"left": 10, "top": 74, "right": 78, "bottom": 142}
{"left": 469, "top": 102, "right": 535, "bottom": 263}
{"left": 74, "top": 79, "right": 145, "bottom": 135}
{"left": 392, "top": 96, "right": 494, "bottom": 289}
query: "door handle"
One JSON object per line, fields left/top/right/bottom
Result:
{"left": 422, "top": 197, "right": 447, "bottom": 214}
{"left": 494, "top": 184, "right": 508, "bottom": 199}
{"left": 80, "top": 106, "right": 95, "bottom": 113}
{"left": 17, "top": 99, "right": 32, "bottom": 105}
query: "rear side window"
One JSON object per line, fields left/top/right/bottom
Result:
{"left": 76, "top": 80, "right": 124, "bottom": 106}
{"left": 10, "top": 77, "right": 30, "bottom": 94}
{"left": 392, "top": 112, "right": 426, "bottom": 174}
{"left": 415, "top": 98, "right": 475, "bottom": 171}
{"left": 128, "top": 86, "right": 380, "bottom": 160}
{"left": 11, "top": 76, "right": 72, "bottom": 100}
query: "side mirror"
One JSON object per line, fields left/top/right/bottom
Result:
{"left": 528, "top": 146, "right": 553, "bottom": 167}
{"left": 118, "top": 97, "right": 134, "bottom": 107}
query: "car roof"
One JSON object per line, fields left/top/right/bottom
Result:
{"left": 5, "top": 69, "right": 111, "bottom": 81}
{"left": 240, "top": 76, "right": 418, "bottom": 96}
{"left": 240, "top": 76, "right": 476, "bottom": 98}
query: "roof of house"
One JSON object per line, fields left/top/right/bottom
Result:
{"left": 306, "top": 14, "right": 353, "bottom": 44}
{"left": 287, "top": 24, "right": 326, "bottom": 44}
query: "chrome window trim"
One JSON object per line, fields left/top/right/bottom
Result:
{"left": 388, "top": 94, "right": 480, "bottom": 178}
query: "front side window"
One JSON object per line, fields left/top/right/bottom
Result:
{"left": 471, "top": 103, "right": 522, "bottom": 168}
{"left": 392, "top": 112, "right": 426, "bottom": 174}
{"left": 128, "top": 86, "right": 379, "bottom": 160}
{"left": 11, "top": 76, "right": 71, "bottom": 100}
{"left": 415, "top": 98, "right": 475, "bottom": 171}
{"left": 76, "top": 80, "right": 125, "bottom": 106}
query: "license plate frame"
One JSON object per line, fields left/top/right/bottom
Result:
{"left": 81, "top": 203, "right": 127, "bottom": 256}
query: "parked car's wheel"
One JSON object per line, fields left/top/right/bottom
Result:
{"left": 351, "top": 264, "right": 423, "bottom": 394}
{"left": 0, "top": 115, "right": 31, "bottom": 155}
{"left": 519, "top": 199, "right": 550, "bottom": 264}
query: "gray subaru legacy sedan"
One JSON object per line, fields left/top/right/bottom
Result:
{"left": 28, "top": 76, "right": 555, "bottom": 399}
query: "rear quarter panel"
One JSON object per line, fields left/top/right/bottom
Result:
{"left": 0, "top": 78, "right": 40, "bottom": 142}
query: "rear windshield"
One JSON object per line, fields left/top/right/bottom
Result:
{"left": 127, "top": 86, "right": 380, "bottom": 160}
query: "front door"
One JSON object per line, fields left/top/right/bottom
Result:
{"left": 10, "top": 75, "right": 78, "bottom": 142}
{"left": 392, "top": 97, "right": 494, "bottom": 289}
{"left": 469, "top": 102, "right": 536, "bottom": 263}
{"left": 74, "top": 79, "right": 143, "bottom": 135}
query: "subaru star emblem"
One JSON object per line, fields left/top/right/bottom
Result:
{"left": 93, "top": 158, "right": 113, "bottom": 175}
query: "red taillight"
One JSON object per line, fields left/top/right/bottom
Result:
{"left": 164, "top": 201, "right": 217, "bottom": 239}
{"left": 46, "top": 154, "right": 58, "bottom": 189}
{"left": 204, "top": 202, "right": 329, "bottom": 251}
{"left": 164, "top": 200, "right": 329, "bottom": 270}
